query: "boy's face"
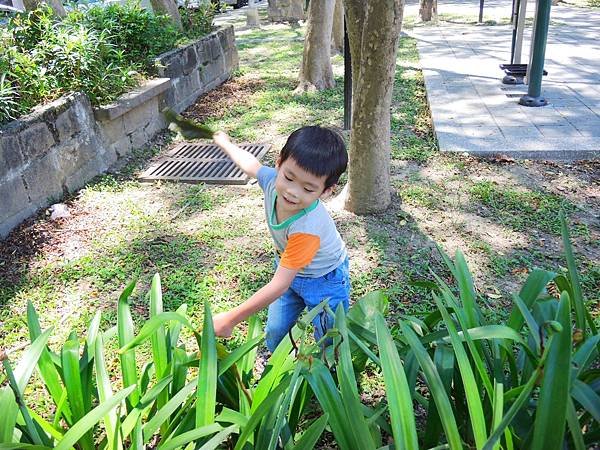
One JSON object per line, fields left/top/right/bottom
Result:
{"left": 275, "top": 157, "right": 331, "bottom": 213}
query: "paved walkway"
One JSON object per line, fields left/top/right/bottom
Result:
{"left": 407, "top": 0, "right": 600, "bottom": 160}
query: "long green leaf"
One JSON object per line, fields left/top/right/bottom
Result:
{"left": 302, "top": 360, "right": 354, "bottom": 450}
{"left": 490, "top": 382, "right": 503, "bottom": 450}
{"left": 199, "top": 424, "right": 238, "bottom": 450}
{"left": 0, "top": 328, "right": 53, "bottom": 443}
{"left": 157, "top": 423, "right": 223, "bottom": 450}
{"left": 54, "top": 385, "right": 136, "bottom": 450}
{"left": 61, "top": 336, "right": 94, "bottom": 450}
{"left": 560, "top": 211, "right": 586, "bottom": 335}
{"left": 399, "top": 321, "right": 462, "bottom": 450}
{"left": 335, "top": 306, "right": 376, "bottom": 449}
{"left": 507, "top": 269, "right": 556, "bottom": 332}
{"left": 196, "top": 302, "right": 217, "bottom": 428}
{"left": 434, "top": 293, "right": 487, "bottom": 449}
{"left": 94, "top": 334, "right": 122, "bottom": 450}
{"left": 530, "top": 292, "right": 572, "bottom": 450}
{"left": 117, "top": 280, "right": 140, "bottom": 409}
{"left": 292, "top": 414, "right": 329, "bottom": 450}
{"left": 26, "top": 302, "right": 68, "bottom": 421}
{"left": 566, "top": 397, "right": 586, "bottom": 450}
{"left": 375, "top": 314, "right": 418, "bottom": 450}
{"left": 149, "top": 274, "right": 169, "bottom": 420}
{"left": 142, "top": 377, "right": 197, "bottom": 441}
{"left": 571, "top": 378, "right": 600, "bottom": 423}
{"left": 234, "top": 375, "right": 292, "bottom": 450}
{"left": 218, "top": 333, "right": 263, "bottom": 377}
{"left": 120, "top": 312, "right": 196, "bottom": 353}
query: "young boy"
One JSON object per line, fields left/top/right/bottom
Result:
{"left": 212, "top": 126, "right": 350, "bottom": 351}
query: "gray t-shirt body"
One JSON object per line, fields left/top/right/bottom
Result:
{"left": 257, "top": 166, "right": 347, "bottom": 278}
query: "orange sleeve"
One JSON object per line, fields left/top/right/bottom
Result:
{"left": 280, "top": 233, "right": 320, "bottom": 270}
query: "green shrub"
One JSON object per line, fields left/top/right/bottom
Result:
{"left": 180, "top": 0, "right": 217, "bottom": 39}
{"left": 4, "top": 212, "right": 595, "bottom": 446}
{"left": 70, "top": 1, "right": 181, "bottom": 71}
{"left": 0, "top": 1, "right": 215, "bottom": 125}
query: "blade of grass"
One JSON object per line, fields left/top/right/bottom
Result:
{"left": 571, "top": 378, "right": 600, "bottom": 423}
{"left": 94, "top": 334, "right": 122, "bottom": 450}
{"left": 434, "top": 293, "right": 487, "bottom": 449}
{"left": 26, "top": 302, "right": 68, "bottom": 421}
{"left": 291, "top": 414, "right": 328, "bottom": 450}
{"left": 560, "top": 211, "right": 586, "bottom": 336}
{"left": 54, "top": 385, "right": 136, "bottom": 450}
{"left": 491, "top": 382, "right": 503, "bottom": 450}
{"left": 61, "top": 336, "right": 94, "bottom": 450}
{"left": 149, "top": 274, "right": 169, "bottom": 421}
{"left": 375, "top": 314, "right": 418, "bottom": 450}
{"left": 566, "top": 397, "right": 586, "bottom": 450}
{"left": 399, "top": 321, "right": 462, "bottom": 449}
{"left": 530, "top": 292, "right": 572, "bottom": 450}
{"left": 157, "top": 423, "right": 223, "bottom": 450}
{"left": 196, "top": 303, "right": 217, "bottom": 428}
{"left": 117, "top": 280, "right": 140, "bottom": 410}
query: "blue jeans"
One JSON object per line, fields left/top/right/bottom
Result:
{"left": 265, "top": 257, "right": 351, "bottom": 352}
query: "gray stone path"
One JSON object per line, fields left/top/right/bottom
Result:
{"left": 407, "top": 0, "right": 600, "bottom": 160}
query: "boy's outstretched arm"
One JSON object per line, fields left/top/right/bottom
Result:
{"left": 213, "top": 131, "right": 262, "bottom": 178}
{"left": 213, "top": 265, "right": 298, "bottom": 337}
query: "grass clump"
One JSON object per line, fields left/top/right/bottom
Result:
{"left": 469, "top": 180, "right": 576, "bottom": 234}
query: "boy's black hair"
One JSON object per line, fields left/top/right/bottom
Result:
{"left": 279, "top": 126, "right": 348, "bottom": 190}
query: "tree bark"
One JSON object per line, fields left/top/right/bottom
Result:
{"left": 331, "top": 0, "right": 344, "bottom": 55}
{"left": 149, "top": 0, "right": 183, "bottom": 30}
{"left": 23, "top": 0, "right": 66, "bottom": 17}
{"left": 341, "top": 0, "right": 404, "bottom": 214}
{"left": 419, "top": 0, "right": 437, "bottom": 22}
{"left": 267, "top": 0, "right": 305, "bottom": 24}
{"left": 295, "top": 0, "right": 336, "bottom": 93}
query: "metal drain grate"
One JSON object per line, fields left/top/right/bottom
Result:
{"left": 139, "top": 143, "right": 270, "bottom": 184}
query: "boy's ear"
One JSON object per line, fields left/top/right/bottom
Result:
{"left": 320, "top": 185, "right": 335, "bottom": 198}
{"left": 275, "top": 157, "right": 281, "bottom": 168}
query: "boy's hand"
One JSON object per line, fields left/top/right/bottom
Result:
{"left": 213, "top": 311, "right": 236, "bottom": 337}
{"left": 213, "top": 131, "right": 231, "bottom": 149}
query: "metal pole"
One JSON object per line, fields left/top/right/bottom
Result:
{"left": 479, "top": 0, "right": 484, "bottom": 23}
{"left": 343, "top": 18, "right": 352, "bottom": 130}
{"left": 513, "top": 0, "right": 528, "bottom": 64}
{"left": 520, "top": 0, "right": 551, "bottom": 106}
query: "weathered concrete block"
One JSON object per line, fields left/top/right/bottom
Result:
{"left": 0, "top": 133, "right": 24, "bottom": 180}
{"left": 182, "top": 45, "right": 199, "bottom": 76}
{"left": 123, "top": 97, "right": 157, "bottom": 135}
{"left": 22, "top": 151, "right": 65, "bottom": 207}
{"left": 111, "top": 135, "right": 132, "bottom": 159}
{"left": 201, "top": 58, "right": 225, "bottom": 85}
{"left": 174, "top": 72, "right": 203, "bottom": 105}
{"left": 97, "top": 116, "right": 125, "bottom": 145}
{"left": 18, "top": 122, "right": 56, "bottom": 160}
{"left": 0, "top": 176, "right": 29, "bottom": 221}
{"left": 94, "top": 78, "right": 170, "bottom": 122}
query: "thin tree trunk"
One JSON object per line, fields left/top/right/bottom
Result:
{"left": 341, "top": 0, "right": 404, "bottom": 214}
{"left": 149, "top": 0, "right": 183, "bottom": 30}
{"left": 331, "top": 0, "right": 344, "bottom": 55}
{"left": 295, "top": 0, "right": 336, "bottom": 93}
{"left": 419, "top": 0, "right": 437, "bottom": 22}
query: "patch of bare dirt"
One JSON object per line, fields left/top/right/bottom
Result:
{"left": 183, "top": 75, "right": 266, "bottom": 122}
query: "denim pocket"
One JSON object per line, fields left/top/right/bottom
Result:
{"left": 323, "top": 264, "right": 348, "bottom": 285}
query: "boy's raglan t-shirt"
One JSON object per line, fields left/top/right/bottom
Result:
{"left": 257, "top": 166, "right": 347, "bottom": 278}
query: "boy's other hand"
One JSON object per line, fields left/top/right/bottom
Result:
{"left": 213, "top": 131, "right": 231, "bottom": 149}
{"left": 213, "top": 311, "right": 235, "bottom": 337}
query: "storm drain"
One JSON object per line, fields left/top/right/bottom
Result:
{"left": 139, "top": 143, "right": 270, "bottom": 184}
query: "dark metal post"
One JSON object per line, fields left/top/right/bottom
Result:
{"left": 520, "top": 0, "right": 551, "bottom": 107}
{"left": 343, "top": 18, "right": 352, "bottom": 131}
{"left": 478, "top": 0, "right": 484, "bottom": 23}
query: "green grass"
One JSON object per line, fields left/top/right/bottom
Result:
{"left": 469, "top": 180, "right": 577, "bottom": 234}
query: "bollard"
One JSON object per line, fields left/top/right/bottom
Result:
{"left": 519, "top": 0, "right": 552, "bottom": 107}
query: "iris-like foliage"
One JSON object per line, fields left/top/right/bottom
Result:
{"left": 1, "top": 214, "right": 597, "bottom": 449}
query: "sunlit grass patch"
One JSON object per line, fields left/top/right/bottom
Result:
{"left": 469, "top": 180, "right": 577, "bottom": 234}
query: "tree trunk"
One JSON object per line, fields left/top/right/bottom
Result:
{"left": 331, "top": 0, "right": 344, "bottom": 55}
{"left": 23, "top": 0, "right": 66, "bottom": 16}
{"left": 419, "top": 0, "right": 437, "bottom": 22}
{"left": 149, "top": 0, "right": 183, "bottom": 30}
{"left": 341, "top": 0, "right": 404, "bottom": 214}
{"left": 295, "top": 0, "right": 336, "bottom": 93}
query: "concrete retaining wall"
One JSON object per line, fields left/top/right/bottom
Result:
{"left": 0, "top": 26, "right": 238, "bottom": 238}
